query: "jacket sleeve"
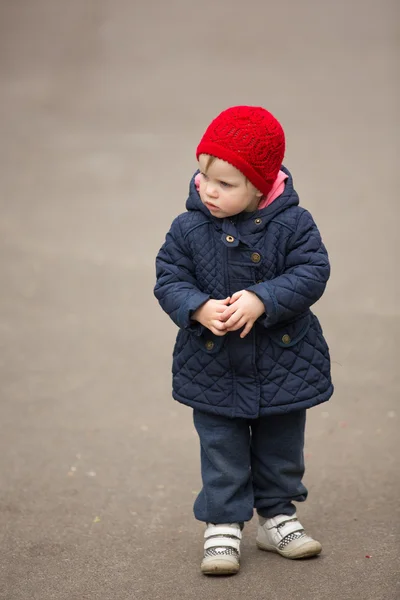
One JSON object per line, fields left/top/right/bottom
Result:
{"left": 247, "top": 210, "right": 330, "bottom": 327}
{"left": 154, "top": 216, "right": 210, "bottom": 334}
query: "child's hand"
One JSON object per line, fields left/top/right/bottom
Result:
{"left": 192, "top": 297, "right": 231, "bottom": 336}
{"left": 220, "top": 291, "right": 265, "bottom": 338}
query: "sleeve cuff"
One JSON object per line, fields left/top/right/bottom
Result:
{"left": 178, "top": 292, "right": 210, "bottom": 334}
{"left": 247, "top": 283, "right": 278, "bottom": 327}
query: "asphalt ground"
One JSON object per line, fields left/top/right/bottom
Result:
{"left": 0, "top": 1, "right": 399, "bottom": 598}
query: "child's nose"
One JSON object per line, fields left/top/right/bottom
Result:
{"left": 205, "top": 182, "right": 218, "bottom": 198}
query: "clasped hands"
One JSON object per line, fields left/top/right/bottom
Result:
{"left": 192, "top": 291, "right": 265, "bottom": 339}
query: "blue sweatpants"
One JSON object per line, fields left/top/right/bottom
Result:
{"left": 193, "top": 409, "right": 308, "bottom": 524}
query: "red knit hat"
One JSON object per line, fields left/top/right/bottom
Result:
{"left": 196, "top": 106, "right": 285, "bottom": 196}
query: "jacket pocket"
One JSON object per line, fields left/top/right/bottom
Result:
{"left": 190, "top": 330, "right": 226, "bottom": 355}
{"left": 268, "top": 313, "right": 311, "bottom": 348}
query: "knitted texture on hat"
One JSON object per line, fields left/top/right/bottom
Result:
{"left": 196, "top": 106, "right": 285, "bottom": 196}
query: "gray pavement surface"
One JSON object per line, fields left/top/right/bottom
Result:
{"left": 0, "top": 1, "right": 399, "bottom": 599}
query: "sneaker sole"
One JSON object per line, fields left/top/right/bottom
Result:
{"left": 201, "top": 557, "right": 240, "bottom": 575}
{"left": 256, "top": 539, "right": 322, "bottom": 559}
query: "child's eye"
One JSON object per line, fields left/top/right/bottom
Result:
{"left": 220, "top": 181, "right": 232, "bottom": 188}
{"left": 200, "top": 172, "right": 209, "bottom": 180}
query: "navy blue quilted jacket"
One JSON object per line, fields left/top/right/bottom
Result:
{"left": 154, "top": 166, "right": 333, "bottom": 418}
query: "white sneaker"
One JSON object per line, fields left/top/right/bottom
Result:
{"left": 256, "top": 513, "right": 322, "bottom": 559}
{"left": 201, "top": 523, "right": 242, "bottom": 575}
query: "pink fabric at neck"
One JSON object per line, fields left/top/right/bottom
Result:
{"left": 194, "top": 170, "right": 288, "bottom": 210}
{"left": 258, "top": 170, "right": 288, "bottom": 209}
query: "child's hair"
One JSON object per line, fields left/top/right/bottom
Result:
{"left": 203, "top": 155, "right": 216, "bottom": 173}
{"left": 200, "top": 153, "right": 250, "bottom": 187}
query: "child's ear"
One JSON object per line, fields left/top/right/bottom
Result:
{"left": 256, "top": 190, "right": 263, "bottom": 198}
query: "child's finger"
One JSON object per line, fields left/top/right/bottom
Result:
{"left": 215, "top": 304, "right": 231, "bottom": 313}
{"left": 224, "top": 310, "right": 243, "bottom": 329}
{"left": 219, "top": 305, "right": 238, "bottom": 321}
{"left": 240, "top": 320, "right": 254, "bottom": 338}
{"left": 219, "top": 303, "right": 237, "bottom": 316}
{"left": 226, "top": 316, "right": 247, "bottom": 332}
{"left": 229, "top": 292, "right": 242, "bottom": 304}
{"left": 215, "top": 297, "right": 231, "bottom": 305}
{"left": 211, "top": 325, "right": 227, "bottom": 336}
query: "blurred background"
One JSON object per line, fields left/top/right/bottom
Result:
{"left": 0, "top": 1, "right": 398, "bottom": 598}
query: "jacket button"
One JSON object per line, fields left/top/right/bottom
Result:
{"left": 281, "top": 334, "right": 291, "bottom": 345}
{"left": 226, "top": 235, "right": 235, "bottom": 243}
{"left": 251, "top": 252, "right": 261, "bottom": 263}
{"left": 254, "top": 218, "right": 262, "bottom": 224}
{"left": 205, "top": 340, "right": 214, "bottom": 350}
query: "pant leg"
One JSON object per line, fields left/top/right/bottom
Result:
{"left": 193, "top": 409, "right": 254, "bottom": 524}
{"left": 250, "top": 410, "right": 308, "bottom": 519}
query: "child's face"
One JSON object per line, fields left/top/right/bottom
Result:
{"left": 198, "top": 154, "right": 263, "bottom": 218}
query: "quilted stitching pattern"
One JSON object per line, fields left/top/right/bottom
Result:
{"left": 187, "top": 224, "right": 226, "bottom": 298}
{"left": 154, "top": 167, "right": 333, "bottom": 418}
